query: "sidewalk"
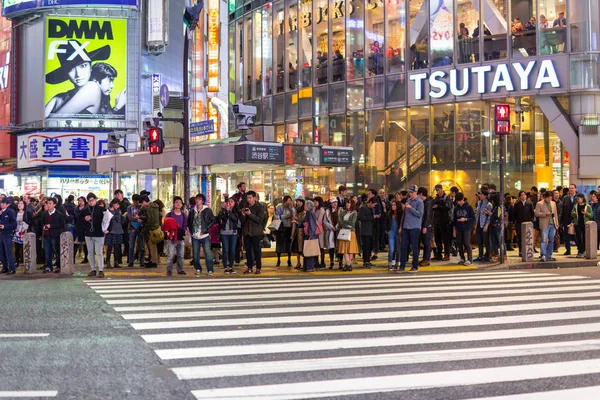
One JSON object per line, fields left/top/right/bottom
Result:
{"left": 4, "top": 248, "right": 598, "bottom": 279}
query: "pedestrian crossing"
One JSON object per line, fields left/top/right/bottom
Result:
{"left": 85, "top": 271, "right": 600, "bottom": 399}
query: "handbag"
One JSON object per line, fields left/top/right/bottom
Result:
{"left": 338, "top": 228, "right": 351, "bottom": 241}
{"left": 315, "top": 221, "right": 323, "bottom": 235}
{"left": 303, "top": 238, "right": 320, "bottom": 257}
{"left": 268, "top": 219, "right": 282, "bottom": 231}
{"left": 149, "top": 227, "right": 164, "bottom": 244}
{"left": 568, "top": 223, "right": 576, "bottom": 236}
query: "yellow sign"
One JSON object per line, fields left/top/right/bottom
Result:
{"left": 207, "top": 0, "right": 219, "bottom": 92}
{"left": 44, "top": 17, "right": 127, "bottom": 120}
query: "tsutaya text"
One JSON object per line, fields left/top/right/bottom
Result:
{"left": 409, "top": 59, "right": 561, "bottom": 101}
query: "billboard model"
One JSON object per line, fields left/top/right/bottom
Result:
{"left": 44, "top": 17, "right": 127, "bottom": 121}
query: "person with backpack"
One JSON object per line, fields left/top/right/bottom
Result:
{"left": 139, "top": 195, "right": 161, "bottom": 268}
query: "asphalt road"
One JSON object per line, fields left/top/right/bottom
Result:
{"left": 3, "top": 270, "right": 600, "bottom": 399}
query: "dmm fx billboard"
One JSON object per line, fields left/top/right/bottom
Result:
{"left": 44, "top": 17, "right": 127, "bottom": 120}
{"left": 408, "top": 59, "right": 566, "bottom": 103}
{"left": 17, "top": 131, "right": 119, "bottom": 169}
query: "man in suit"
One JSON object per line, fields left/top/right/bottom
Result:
{"left": 561, "top": 184, "right": 578, "bottom": 255}
{"left": 512, "top": 190, "right": 534, "bottom": 257}
{"left": 535, "top": 191, "right": 559, "bottom": 262}
{"left": 337, "top": 185, "right": 348, "bottom": 210}
{"left": 0, "top": 198, "right": 17, "bottom": 275}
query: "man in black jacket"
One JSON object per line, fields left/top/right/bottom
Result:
{"left": 418, "top": 187, "right": 433, "bottom": 266}
{"left": 561, "top": 184, "right": 578, "bottom": 255}
{"left": 82, "top": 193, "right": 106, "bottom": 278}
{"left": 0, "top": 198, "right": 17, "bottom": 274}
{"left": 512, "top": 190, "right": 534, "bottom": 256}
{"left": 41, "top": 198, "right": 66, "bottom": 273}
{"left": 432, "top": 184, "right": 453, "bottom": 261}
{"left": 188, "top": 193, "right": 216, "bottom": 275}
{"left": 359, "top": 198, "right": 377, "bottom": 268}
{"left": 240, "top": 191, "right": 265, "bottom": 274}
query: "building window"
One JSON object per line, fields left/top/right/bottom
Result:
{"left": 235, "top": 20, "right": 243, "bottom": 102}
{"left": 365, "top": 76, "right": 384, "bottom": 109}
{"left": 344, "top": 0, "right": 360, "bottom": 80}
{"left": 274, "top": 2, "right": 285, "bottom": 93}
{"left": 252, "top": 11, "right": 262, "bottom": 99}
{"left": 570, "top": 0, "right": 598, "bottom": 53}
{"left": 262, "top": 6, "right": 273, "bottom": 96}
{"left": 365, "top": 110, "right": 385, "bottom": 188}
{"left": 482, "top": 0, "right": 507, "bottom": 60}
{"left": 286, "top": 0, "right": 299, "bottom": 91}
{"left": 409, "top": 105, "right": 430, "bottom": 188}
{"left": 511, "top": 1, "right": 536, "bottom": 57}
{"left": 314, "top": 85, "right": 329, "bottom": 115}
{"left": 386, "top": 74, "right": 405, "bottom": 106}
{"left": 386, "top": 107, "right": 407, "bottom": 192}
{"left": 347, "top": 80, "right": 364, "bottom": 111}
{"left": 314, "top": 0, "right": 329, "bottom": 85}
{"left": 430, "top": 0, "right": 454, "bottom": 66}
{"left": 243, "top": 16, "right": 253, "bottom": 101}
{"left": 314, "top": 115, "right": 329, "bottom": 144}
{"left": 409, "top": 0, "right": 429, "bottom": 70}
{"left": 330, "top": 114, "right": 346, "bottom": 146}
{"left": 456, "top": 0, "right": 479, "bottom": 63}
{"left": 386, "top": 0, "right": 406, "bottom": 74}
{"left": 300, "top": 120, "right": 314, "bottom": 144}
{"left": 365, "top": 0, "right": 384, "bottom": 76}
{"left": 329, "top": 82, "right": 346, "bottom": 113}
{"left": 299, "top": 0, "right": 312, "bottom": 88}
{"left": 228, "top": 23, "right": 236, "bottom": 104}
{"left": 456, "top": 101, "right": 484, "bottom": 194}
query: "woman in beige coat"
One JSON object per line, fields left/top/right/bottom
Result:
{"left": 313, "top": 197, "right": 326, "bottom": 268}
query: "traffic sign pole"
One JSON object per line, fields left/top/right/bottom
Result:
{"left": 183, "top": 28, "right": 191, "bottom": 203}
{"left": 494, "top": 104, "right": 510, "bottom": 264}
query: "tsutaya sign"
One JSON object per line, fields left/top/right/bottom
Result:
{"left": 409, "top": 59, "right": 561, "bottom": 101}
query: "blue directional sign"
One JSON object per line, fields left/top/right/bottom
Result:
{"left": 190, "top": 120, "right": 215, "bottom": 138}
{"left": 159, "top": 84, "right": 169, "bottom": 108}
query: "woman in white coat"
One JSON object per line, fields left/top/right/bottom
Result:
{"left": 322, "top": 197, "right": 339, "bottom": 269}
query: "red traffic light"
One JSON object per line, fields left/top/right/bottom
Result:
{"left": 148, "top": 127, "right": 163, "bottom": 154}
{"left": 149, "top": 128, "right": 159, "bottom": 141}
{"left": 495, "top": 104, "right": 510, "bottom": 121}
{"left": 494, "top": 104, "right": 511, "bottom": 135}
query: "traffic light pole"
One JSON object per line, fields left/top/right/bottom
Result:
{"left": 182, "top": 28, "right": 191, "bottom": 203}
{"left": 499, "top": 134, "right": 506, "bottom": 264}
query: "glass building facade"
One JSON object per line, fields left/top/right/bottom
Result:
{"left": 228, "top": 0, "right": 599, "bottom": 196}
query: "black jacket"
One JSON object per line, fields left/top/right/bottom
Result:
{"left": 240, "top": 202, "right": 265, "bottom": 237}
{"left": 512, "top": 200, "right": 534, "bottom": 225}
{"left": 0, "top": 207, "right": 16, "bottom": 237}
{"left": 561, "top": 195, "right": 576, "bottom": 225}
{"left": 81, "top": 204, "right": 106, "bottom": 237}
{"left": 358, "top": 204, "right": 375, "bottom": 236}
{"left": 218, "top": 208, "right": 240, "bottom": 232}
{"left": 187, "top": 205, "right": 216, "bottom": 236}
{"left": 41, "top": 210, "right": 66, "bottom": 239}
{"left": 73, "top": 206, "right": 88, "bottom": 242}
{"left": 432, "top": 192, "right": 452, "bottom": 225}
{"left": 422, "top": 197, "right": 433, "bottom": 229}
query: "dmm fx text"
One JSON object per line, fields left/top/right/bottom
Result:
{"left": 410, "top": 60, "right": 560, "bottom": 100}
{"left": 47, "top": 19, "right": 114, "bottom": 61}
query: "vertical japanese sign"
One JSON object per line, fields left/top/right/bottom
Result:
{"left": 207, "top": 0, "right": 219, "bottom": 92}
{"left": 0, "top": 5, "right": 13, "bottom": 159}
{"left": 208, "top": 101, "right": 218, "bottom": 140}
{"left": 44, "top": 17, "right": 127, "bottom": 120}
{"left": 17, "top": 131, "right": 117, "bottom": 168}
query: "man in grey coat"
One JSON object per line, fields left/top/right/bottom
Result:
{"left": 399, "top": 184, "right": 424, "bottom": 273}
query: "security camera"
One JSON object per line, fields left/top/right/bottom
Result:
{"left": 232, "top": 104, "right": 256, "bottom": 130}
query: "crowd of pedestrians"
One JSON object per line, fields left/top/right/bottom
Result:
{"left": 0, "top": 181, "right": 599, "bottom": 277}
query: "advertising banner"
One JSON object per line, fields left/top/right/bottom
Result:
{"left": 0, "top": 2, "right": 14, "bottom": 159}
{"left": 17, "top": 131, "right": 120, "bottom": 169}
{"left": 2, "top": 1, "right": 138, "bottom": 18}
{"left": 44, "top": 17, "right": 127, "bottom": 121}
{"left": 207, "top": 0, "right": 219, "bottom": 92}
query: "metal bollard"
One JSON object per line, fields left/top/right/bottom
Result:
{"left": 521, "top": 222, "right": 534, "bottom": 262}
{"left": 23, "top": 232, "right": 37, "bottom": 274}
{"left": 585, "top": 221, "right": 598, "bottom": 260}
{"left": 60, "top": 231, "right": 74, "bottom": 275}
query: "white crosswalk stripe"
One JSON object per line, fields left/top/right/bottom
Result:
{"left": 87, "top": 271, "right": 600, "bottom": 399}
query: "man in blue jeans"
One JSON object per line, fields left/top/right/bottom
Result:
{"left": 41, "top": 198, "right": 66, "bottom": 273}
{"left": 187, "top": 193, "right": 215, "bottom": 276}
{"left": 127, "top": 194, "right": 145, "bottom": 267}
{"left": 399, "top": 185, "right": 424, "bottom": 273}
{"left": 536, "top": 191, "right": 559, "bottom": 262}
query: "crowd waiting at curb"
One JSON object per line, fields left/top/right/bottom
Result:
{"left": 0, "top": 182, "right": 599, "bottom": 278}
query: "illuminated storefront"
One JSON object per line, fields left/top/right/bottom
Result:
{"left": 228, "top": 0, "right": 600, "bottom": 194}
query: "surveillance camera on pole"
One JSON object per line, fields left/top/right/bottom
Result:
{"left": 232, "top": 104, "right": 256, "bottom": 141}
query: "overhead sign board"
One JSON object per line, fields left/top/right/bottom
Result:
{"left": 284, "top": 144, "right": 320, "bottom": 166}
{"left": 159, "top": 84, "right": 169, "bottom": 107}
{"left": 151, "top": 73, "right": 161, "bottom": 92}
{"left": 2, "top": 0, "right": 138, "bottom": 18}
{"left": 190, "top": 120, "right": 214, "bottom": 137}
{"left": 321, "top": 147, "right": 353, "bottom": 165}
{"left": 234, "top": 143, "right": 283, "bottom": 163}
{"left": 17, "top": 131, "right": 121, "bottom": 169}
{"left": 207, "top": 0, "right": 219, "bottom": 92}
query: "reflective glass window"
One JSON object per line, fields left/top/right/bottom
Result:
{"left": 262, "top": 96, "right": 273, "bottom": 124}
{"left": 314, "top": 115, "right": 330, "bottom": 144}
{"left": 300, "top": 120, "right": 314, "bottom": 144}
{"left": 482, "top": 0, "right": 507, "bottom": 60}
{"left": 274, "top": 2, "right": 285, "bottom": 93}
{"left": 273, "top": 93, "right": 285, "bottom": 122}
{"left": 430, "top": 0, "right": 453, "bottom": 66}
{"left": 262, "top": 6, "right": 273, "bottom": 96}
{"left": 345, "top": 0, "right": 362, "bottom": 80}
{"left": 387, "top": 108, "right": 407, "bottom": 192}
{"left": 314, "top": 85, "right": 329, "bottom": 115}
{"left": 328, "top": 0, "right": 345, "bottom": 81}
{"left": 365, "top": 76, "right": 384, "bottom": 109}
{"left": 235, "top": 21, "right": 243, "bottom": 101}
{"left": 409, "top": 0, "right": 429, "bottom": 70}
{"left": 456, "top": 101, "right": 484, "bottom": 194}
{"left": 538, "top": 1, "right": 567, "bottom": 54}
{"left": 348, "top": 80, "right": 364, "bottom": 111}
{"left": 252, "top": 11, "right": 262, "bottom": 99}
{"left": 286, "top": 92, "right": 298, "bottom": 120}
{"left": 386, "top": 74, "right": 405, "bottom": 106}
{"left": 365, "top": 0, "right": 384, "bottom": 76}
{"left": 409, "top": 106, "right": 430, "bottom": 188}
{"left": 386, "top": 0, "right": 406, "bottom": 74}
{"left": 570, "top": 0, "right": 598, "bottom": 52}
{"left": 243, "top": 16, "right": 253, "bottom": 101}
{"left": 228, "top": 23, "right": 236, "bottom": 104}
{"left": 366, "top": 110, "right": 385, "bottom": 188}
{"left": 511, "top": 1, "right": 536, "bottom": 57}
{"left": 329, "top": 82, "right": 346, "bottom": 113}
{"left": 347, "top": 111, "right": 365, "bottom": 186}
{"left": 299, "top": 89, "right": 312, "bottom": 118}
{"left": 330, "top": 114, "right": 347, "bottom": 146}
{"left": 286, "top": 0, "right": 299, "bottom": 91}
{"left": 431, "top": 104, "right": 455, "bottom": 189}
{"left": 314, "top": 0, "right": 329, "bottom": 85}
{"left": 299, "top": 0, "right": 312, "bottom": 88}
{"left": 456, "top": 0, "right": 479, "bottom": 63}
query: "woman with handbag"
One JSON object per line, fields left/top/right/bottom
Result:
{"left": 291, "top": 197, "right": 306, "bottom": 269}
{"left": 303, "top": 200, "right": 319, "bottom": 272}
{"left": 571, "top": 193, "right": 593, "bottom": 257}
{"left": 313, "top": 196, "right": 326, "bottom": 268}
{"left": 386, "top": 201, "right": 402, "bottom": 271}
{"left": 322, "top": 198, "right": 339, "bottom": 269}
{"left": 274, "top": 196, "right": 294, "bottom": 267}
{"left": 337, "top": 198, "right": 359, "bottom": 271}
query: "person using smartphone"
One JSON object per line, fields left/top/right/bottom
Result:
{"left": 535, "top": 191, "right": 559, "bottom": 262}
